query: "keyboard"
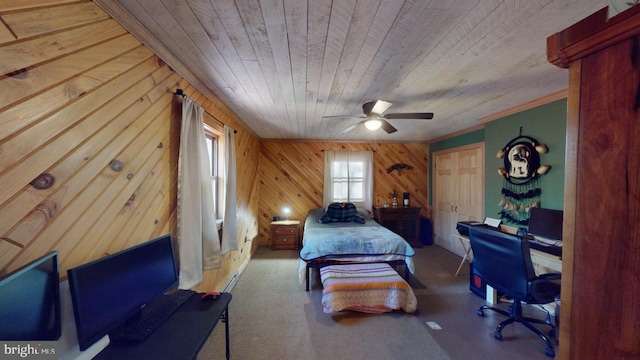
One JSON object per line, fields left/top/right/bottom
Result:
{"left": 110, "top": 289, "right": 195, "bottom": 343}
{"left": 528, "top": 241, "right": 562, "bottom": 257}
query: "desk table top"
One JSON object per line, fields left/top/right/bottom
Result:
{"left": 95, "top": 292, "right": 231, "bottom": 360}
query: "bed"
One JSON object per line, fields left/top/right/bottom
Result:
{"left": 320, "top": 263, "right": 417, "bottom": 314}
{"left": 298, "top": 206, "right": 416, "bottom": 291}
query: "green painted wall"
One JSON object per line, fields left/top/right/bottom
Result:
{"left": 429, "top": 99, "right": 567, "bottom": 225}
{"left": 484, "top": 99, "right": 566, "bottom": 222}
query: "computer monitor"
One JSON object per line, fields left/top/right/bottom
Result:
{"left": 0, "top": 251, "right": 61, "bottom": 341}
{"left": 527, "top": 207, "right": 563, "bottom": 241}
{"left": 67, "top": 235, "right": 178, "bottom": 351}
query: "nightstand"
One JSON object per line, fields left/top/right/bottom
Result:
{"left": 270, "top": 220, "right": 300, "bottom": 250}
{"left": 373, "top": 206, "right": 422, "bottom": 247}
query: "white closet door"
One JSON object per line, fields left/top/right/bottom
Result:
{"left": 434, "top": 152, "right": 456, "bottom": 252}
{"left": 433, "top": 143, "right": 484, "bottom": 257}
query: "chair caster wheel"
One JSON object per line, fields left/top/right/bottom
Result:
{"left": 494, "top": 331, "right": 502, "bottom": 340}
{"left": 549, "top": 328, "right": 556, "bottom": 338}
{"left": 477, "top": 309, "right": 484, "bottom": 317}
{"left": 545, "top": 348, "right": 555, "bottom": 358}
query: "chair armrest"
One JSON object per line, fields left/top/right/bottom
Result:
{"left": 539, "top": 273, "right": 561, "bottom": 281}
{"left": 530, "top": 273, "right": 561, "bottom": 302}
{"left": 539, "top": 273, "right": 561, "bottom": 287}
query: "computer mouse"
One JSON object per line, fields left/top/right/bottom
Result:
{"left": 201, "top": 291, "right": 219, "bottom": 300}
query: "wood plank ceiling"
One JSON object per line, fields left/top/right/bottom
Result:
{"left": 96, "top": 0, "right": 608, "bottom": 142}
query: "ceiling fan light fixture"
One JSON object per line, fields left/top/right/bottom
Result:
{"left": 364, "top": 119, "right": 382, "bottom": 130}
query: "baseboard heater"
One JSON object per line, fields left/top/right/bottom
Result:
{"left": 222, "top": 273, "right": 238, "bottom": 293}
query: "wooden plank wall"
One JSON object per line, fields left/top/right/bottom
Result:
{"left": 0, "top": 0, "right": 261, "bottom": 293}
{"left": 258, "top": 141, "right": 430, "bottom": 245}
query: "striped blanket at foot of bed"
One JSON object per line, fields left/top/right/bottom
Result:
{"left": 320, "top": 263, "right": 417, "bottom": 314}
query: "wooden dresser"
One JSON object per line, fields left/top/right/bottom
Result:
{"left": 373, "top": 206, "right": 421, "bottom": 247}
{"left": 270, "top": 220, "right": 300, "bottom": 250}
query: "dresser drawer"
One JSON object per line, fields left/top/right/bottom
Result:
{"left": 372, "top": 206, "right": 422, "bottom": 248}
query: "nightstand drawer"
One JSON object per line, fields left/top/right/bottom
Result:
{"left": 272, "top": 235, "right": 297, "bottom": 249}
{"left": 273, "top": 225, "right": 299, "bottom": 236}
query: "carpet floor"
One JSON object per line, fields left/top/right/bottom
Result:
{"left": 198, "top": 245, "right": 558, "bottom": 359}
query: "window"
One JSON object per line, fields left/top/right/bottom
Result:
{"left": 330, "top": 159, "right": 365, "bottom": 203}
{"left": 323, "top": 150, "right": 373, "bottom": 210}
{"left": 204, "top": 122, "right": 224, "bottom": 221}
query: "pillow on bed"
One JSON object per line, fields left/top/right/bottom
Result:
{"left": 356, "top": 207, "right": 371, "bottom": 219}
{"left": 319, "top": 212, "right": 365, "bottom": 224}
{"left": 319, "top": 214, "right": 332, "bottom": 223}
{"left": 352, "top": 213, "right": 365, "bottom": 224}
{"left": 321, "top": 202, "right": 358, "bottom": 222}
{"left": 323, "top": 204, "right": 371, "bottom": 218}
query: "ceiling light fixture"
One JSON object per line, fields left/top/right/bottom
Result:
{"left": 364, "top": 119, "right": 382, "bottom": 130}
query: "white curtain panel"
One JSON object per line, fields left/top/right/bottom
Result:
{"left": 323, "top": 150, "right": 373, "bottom": 210}
{"left": 221, "top": 125, "right": 238, "bottom": 254}
{"left": 177, "top": 97, "right": 221, "bottom": 290}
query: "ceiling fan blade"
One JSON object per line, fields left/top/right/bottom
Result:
{"left": 371, "top": 100, "right": 392, "bottom": 115}
{"left": 362, "top": 100, "right": 392, "bottom": 116}
{"left": 380, "top": 120, "right": 397, "bottom": 134}
{"left": 322, "top": 115, "right": 362, "bottom": 119}
{"left": 340, "top": 121, "right": 365, "bottom": 134}
{"left": 383, "top": 112, "right": 434, "bottom": 120}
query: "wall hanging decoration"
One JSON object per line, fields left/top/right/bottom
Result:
{"left": 386, "top": 163, "right": 413, "bottom": 175}
{"left": 496, "top": 128, "right": 551, "bottom": 225}
{"left": 499, "top": 181, "right": 541, "bottom": 225}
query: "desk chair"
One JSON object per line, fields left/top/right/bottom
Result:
{"left": 469, "top": 226, "right": 560, "bottom": 358}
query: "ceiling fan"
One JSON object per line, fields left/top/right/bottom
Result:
{"left": 323, "top": 100, "right": 434, "bottom": 134}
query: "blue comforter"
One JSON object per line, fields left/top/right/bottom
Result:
{"left": 299, "top": 208, "right": 415, "bottom": 261}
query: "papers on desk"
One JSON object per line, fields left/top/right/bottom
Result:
{"left": 483, "top": 217, "right": 502, "bottom": 228}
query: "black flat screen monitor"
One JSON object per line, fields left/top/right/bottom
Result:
{"left": 527, "top": 207, "right": 563, "bottom": 241}
{"left": 67, "top": 235, "right": 178, "bottom": 351}
{"left": 0, "top": 251, "right": 61, "bottom": 341}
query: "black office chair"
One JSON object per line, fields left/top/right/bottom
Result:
{"left": 469, "top": 226, "right": 561, "bottom": 358}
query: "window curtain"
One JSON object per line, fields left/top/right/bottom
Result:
{"left": 177, "top": 97, "right": 221, "bottom": 290}
{"left": 221, "top": 125, "right": 237, "bottom": 254}
{"left": 323, "top": 150, "right": 373, "bottom": 210}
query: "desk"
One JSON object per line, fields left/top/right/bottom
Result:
{"left": 95, "top": 292, "right": 231, "bottom": 360}
{"left": 530, "top": 249, "right": 562, "bottom": 273}
{"left": 454, "top": 232, "right": 562, "bottom": 304}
